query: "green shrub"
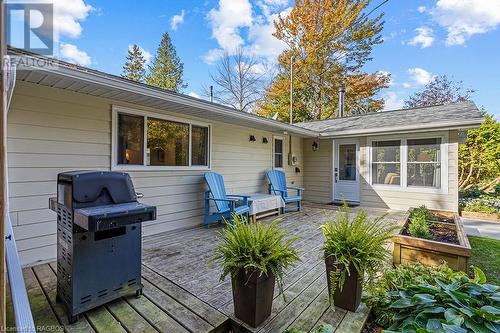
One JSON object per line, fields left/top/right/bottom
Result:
{"left": 210, "top": 215, "right": 300, "bottom": 296}
{"left": 461, "top": 187, "right": 484, "bottom": 199}
{"left": 321, "top": 203, "right": 397, "bottom": 295}
{"left": 408, "top": 214, "right": 432, "bottom": 239}
{"left": 407, "top": 206, "right": 434, "bottom": 239}
{"left": 409, "top": 205, "right": 435, "bottom": 221}
{"left": 464, "top": 200, "right": 499, "bottom": 214}
{"left": 459, "top": 190, "right": 500, "bottom": 215}
{"left": 373, "top": 267, "right": 499, "bottom": 332}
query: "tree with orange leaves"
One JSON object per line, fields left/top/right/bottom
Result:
{"left": 257, "top": 0, "right": 390, "bottom": 122}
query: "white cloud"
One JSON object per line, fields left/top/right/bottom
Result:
{"left": 204, "top": 0, "right": 289, "bottom": 63}
{"left": 60, "top": 43, "right": 91, "bottom": 65}
{"left": 408, "top": 27, "right": 434, "bottom": 48}
{"left": 203, "top": 48, "right": 225, "bottom": 64}
{"left": 257, "top": 0, "right": 288, "bottom": 17}
{"left": 418, "top": 6, "right": 427, "bottom": 13}
{"left": 403, "top": 82, "right": 411, "bottom": 88}
{"left": 383, "top": 92, "right": 404, "bottom": 111}
{"left": 188, "top": 91, "right": 200, "bottom": 98}
{"left": 248, "top": 62, "right": 267, "bottom": 75}
{"left": 431, "top": 0, "right": 500, "bottom": 45}
{"left": 207, "top": 0, "right": 253, "bottom": 52}
{"left": 408, "top": 67, "right": 435, "bottom": 85}
{"left": 246, "top": 8, "right": 290, "bottom": 59}
{"left": 170, "top": 10, "right": 185, "bottom": 31}
{"left": 494, "top": 113, "right": 500, "bottom": 121}
{"left": 51, "top": 0, "right": 94, "bottom": 39}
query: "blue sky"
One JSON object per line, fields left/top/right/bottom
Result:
{"left": 10, "top": 0, "right": 500, "bottom": 119}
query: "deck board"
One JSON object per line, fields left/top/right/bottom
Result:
{"left": 106, "top": 299, "right": 158, "bottom": 333}
{"left": 124, "top": 294, "right": 189, "bottom": 333}
{"left": 23, "top": 268, "right": 61, "bottom": 329}
{"left": 32, "top": 264, "right": 96, "bottom": 333}
{"left": 7, "top": 204, "right": 405, "bottom": 333}
{"left": 142, "top": 279, "right": 215, "bottom": 332}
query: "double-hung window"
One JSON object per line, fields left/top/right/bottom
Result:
{"left": 273, "top": 137, "right": 284, "bottom": 168}
{"left": 407, "top": 138, "right": 441, "bottom": 189}
{"left": 371, "top": 140, "right": 401, "bottom": 185}
{"left": 114, "top": 107, "right": 210, "bottom": 169}
{"left": 370, "top": 136, "right": 445, "bottom": 192}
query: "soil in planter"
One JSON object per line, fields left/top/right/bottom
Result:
{"left": 401, "top": 222, "right": 459, "bottom": 244}
{"left": 430, "top": 223, "right": 459, "bottom": 244}
{"left": 361, "top": 315, "right": 382, "bottom": 333}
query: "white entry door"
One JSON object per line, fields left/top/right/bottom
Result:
{"left": 333, "top": 139, "right": 360, "bottom": 203}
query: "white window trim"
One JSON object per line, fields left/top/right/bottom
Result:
{"left": 272, "top": 136, "right": 284, "bottom": 170}
{"left": 367, "top": 132, "right": 448, "bottom": 194}
{"left": 111, "top": 105, "right": 212, "bottom": 171}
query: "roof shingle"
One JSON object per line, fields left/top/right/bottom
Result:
{"left": 294, "top": 101, "right": 483, "bottom": 136}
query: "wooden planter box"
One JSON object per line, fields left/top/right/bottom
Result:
{"left": 392, "top": 209, "right": 471, "bottom": 273}
{"left": 461, "top": 210, "right": 500, "bottom": 222}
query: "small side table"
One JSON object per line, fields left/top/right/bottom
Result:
{"left": 245, "top": 193, "right": 285, "bottom": 223}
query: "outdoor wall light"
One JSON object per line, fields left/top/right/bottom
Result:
{"left": 262, "top": 137, "right": 268, "bottom": 144}
{"left": 312, "top": 140, "right": 319, "bottom": 151}
{"left": 249, "top": 135, "right": 256, "bottom": 142}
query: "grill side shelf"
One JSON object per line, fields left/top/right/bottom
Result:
{"left": 73, "top": 203, "right": 156, "bottom": 232}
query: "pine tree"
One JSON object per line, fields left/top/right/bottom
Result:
{"left": 122, "top": 44, "right": 147, "bottom": 82}
{"left": 146, "top": 32, "right": 186, "bottom": 92}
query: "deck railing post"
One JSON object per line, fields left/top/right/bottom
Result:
{"left": 1, "top": 0, "right": 8, "bottom": 329}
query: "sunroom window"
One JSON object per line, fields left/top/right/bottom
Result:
{"left": 407, "top": 138, "right": 441, "bottom": 188}
{"left": 115, "top": 111, "right": 209, "bottom": 168}
{"left": 371, "top": 140, "right": 401, "bottom": 185}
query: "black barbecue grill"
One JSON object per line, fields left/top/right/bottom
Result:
{"left": 49, "top": 171, "right": 156, "bottom": 323}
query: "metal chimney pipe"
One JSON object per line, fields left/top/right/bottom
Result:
{"left": 338, "top": 83, "right": 346, "bottom": 118}
{"left": 210, "top": 85, "right": 214, "bottom": 103}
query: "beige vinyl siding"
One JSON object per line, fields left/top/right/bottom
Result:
{"left": 8, "top": 81, "right": 303, "bottom": 266}
{"left": 303, "top": 139, "right": 332, "bottom": 203}
{"left": 359, "top": 132, "right": 459, "bottom": 212}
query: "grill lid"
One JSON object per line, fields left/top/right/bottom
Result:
{"left": 58, "top": 171, "right": 137, "bottom": 207}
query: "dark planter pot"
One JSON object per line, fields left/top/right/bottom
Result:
{"left": 231, "top": 270, "right": 275, "bottom": 327}
{"left": 324, "top": 256, "right": 362, "bottom": 312}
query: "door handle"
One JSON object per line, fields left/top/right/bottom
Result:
{"left": 334, "top": 173, "right": 338, "bottom": 183}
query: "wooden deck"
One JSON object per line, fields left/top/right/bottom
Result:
{"left": 7, "top": 204, "right": 405, "bottom": 333}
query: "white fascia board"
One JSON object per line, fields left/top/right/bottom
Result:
{"left": 15, "top": 52, "right": 317, "bottom": 138}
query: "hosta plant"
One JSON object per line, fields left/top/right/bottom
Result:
{"left": 369, "top": 266, "right": 500, "bottom": 332}
{"left": 365, "top": 262, "right": 466, "bottom": 325}
{"left": 210, "top": 214, "right": 300, "bottom": 296}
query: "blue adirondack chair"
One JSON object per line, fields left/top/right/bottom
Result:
{"left": 204, "top": 172, "right": 250, "bottom": 226}
{"left": 266, "top": 169, "right": 304, "bottom": 213}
